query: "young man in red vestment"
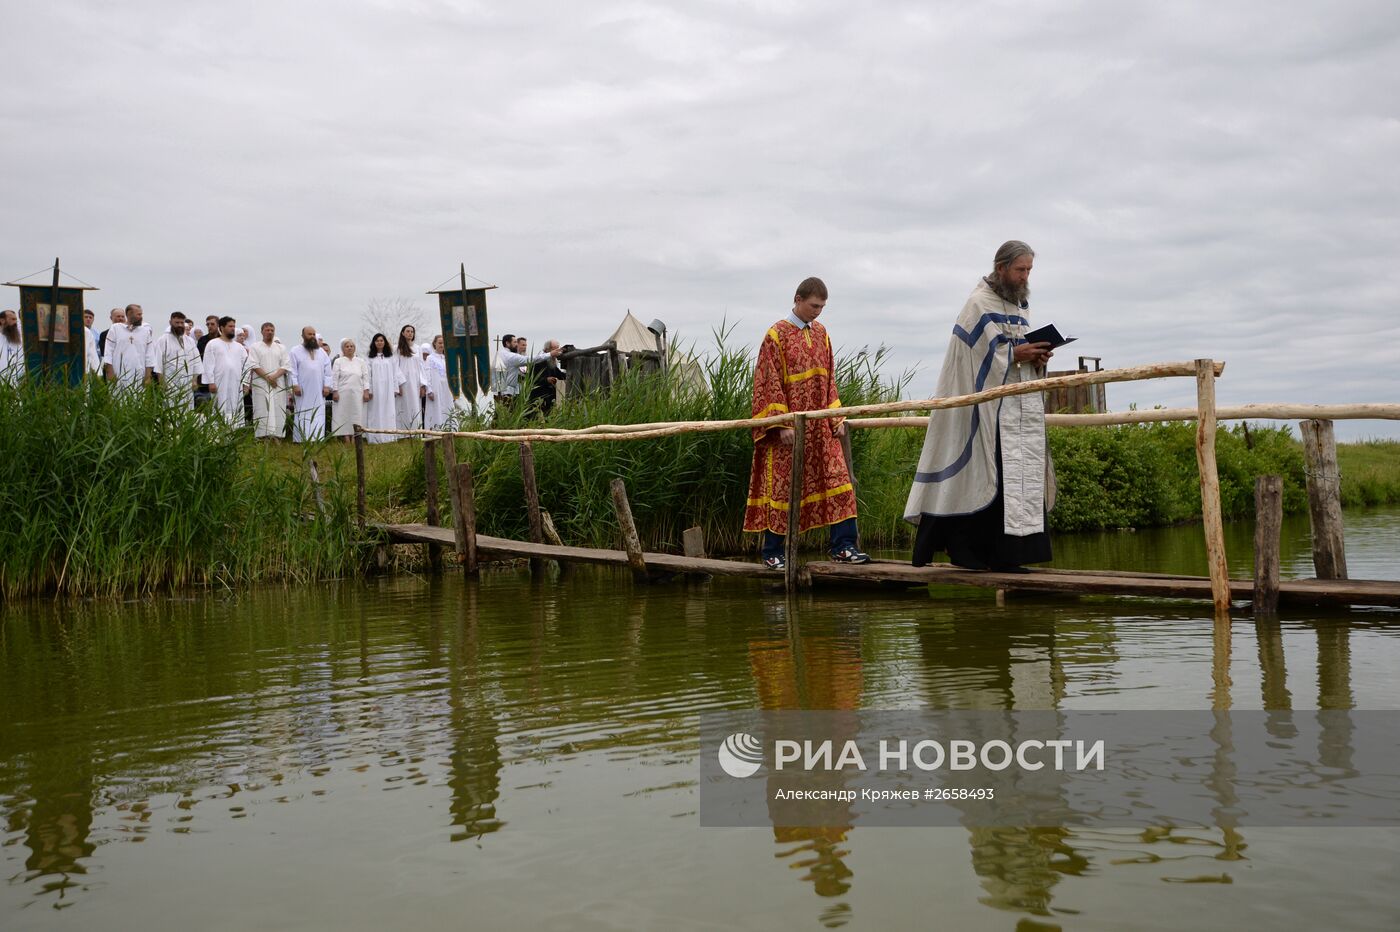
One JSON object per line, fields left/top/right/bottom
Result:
{"left": 743, "top": 277, "right": 870, "bottom": 570}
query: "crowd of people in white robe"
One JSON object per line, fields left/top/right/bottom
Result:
{"left": 0, "top": 304, "right": 478, "bottom": 444}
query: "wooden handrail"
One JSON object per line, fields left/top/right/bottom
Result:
{"left": 358, "top": 359, "right": 1226, "bottom": 444}
{"left": 847, "top": 402, "right": 1400, "bottom": 430}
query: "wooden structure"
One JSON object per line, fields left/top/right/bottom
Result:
{"left": 374, "top": 525, "right": 1400, "bottom": 608}
{"left": 427, "top": 264, "right": 494, "bottom": 407}
{"left": 1044, "top": 355, "right": 1108, "bottom": 414}
{"left": 357, "top": 360, "right": 1400, "bottom": 613}
{"left": 4, "top": 259, "right": 97, "bottom": 386}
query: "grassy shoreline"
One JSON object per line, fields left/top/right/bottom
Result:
{"left": 3, "top": 356, "right": 1397, "bottom": 599}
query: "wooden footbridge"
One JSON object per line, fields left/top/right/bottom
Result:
{"left": 358, "top": 360, "right": 1400, "bottom": 615}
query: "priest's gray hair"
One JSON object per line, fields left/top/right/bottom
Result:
{"left": 992, "top": 240, "right": 1035, "bottom": 271}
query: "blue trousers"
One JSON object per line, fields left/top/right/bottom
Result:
{"left": 762, "top": 517, "right": 859, "bottom": 559}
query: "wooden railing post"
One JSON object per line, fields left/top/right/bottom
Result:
{"left": 838, "top": 427, "right": 859, "bottom": 548}
{"left": 1253, "top": 475, "right": 1283, "bottom": 616}
{"left": 454, "top": 462, "right": 478, "bottom": 576}
{"left": 423, "top": 439, "right": 443, "bottom": 574}
{"left": 1194, "top": 359, "right": 1231, "bottom": 618}
{"left": 610, "top": 478, "right": 648, "bottom": 581}
{"left": 1300, "top": 419, "right": 1348, "bottom": 580}
{"left": 441, "top": 433, "right": 459, "bottom": 505}
{"left": 353, "top": 426, "right": 367, "bottom": 530}
{"left": 785, "top": 414, "right": 807, "bottom": 593}
{"left": 519, "top": 442, "right": 545, "bottom": 577}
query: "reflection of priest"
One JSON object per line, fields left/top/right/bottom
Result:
{"left": 905, "top": 241, "right": 1057, "bottom": 572}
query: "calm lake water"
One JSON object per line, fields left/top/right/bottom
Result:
{"left": 3, "top": 508, "right": 1398, "bottom": 931}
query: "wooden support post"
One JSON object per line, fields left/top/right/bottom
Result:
{"left": 353, "top": 426, "right": 367, "bottom": 530}
{"left": 541, "top": 510, "right": 571, "bottom": 578}
{"left": 838, "top": 427, "right": 860, "bottom": 548}
{"left": 308, "top": 460, "right": 328, "bottom": 523}
{"left": 519, "top": 442, "right": 545, "bottom": 577}
{"left": 610, "top": 477, "right": 648, "bottom": 581}
{"left": 785, "top": 414, "right": 808, "bottom": 593}
{"left": 423, "top": 439, "right": 443, "bottom": 574}
{"left": 453, "top": 462, "right": 478, "bottom": 576}
{"left": 1253, "top": 475, "right": 1283, "bottom": 616}
{"left": 441, "top": 433, "right": 459, "bottom": 504}
{"left": 682, "top": 526, "right": 707, "bottom": 559}
{"left": 1194, "top": 359, "right": 1231, "bottom": 618}
{"left": 1300, "top": 419, "right": 1348, "bottom": 580}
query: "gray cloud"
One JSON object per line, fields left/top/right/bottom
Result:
{"left": 3, "top": 0, "right": 1397, "bottom": 439}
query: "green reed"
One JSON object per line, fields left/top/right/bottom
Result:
{"left": 0, "top": 377, "right": 360, "bottom": 599}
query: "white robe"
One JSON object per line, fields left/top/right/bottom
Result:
{"left": 85, "top": 327, "right": 102, "bottom": 374}
{"left": 102, "top": 323, "right": 154, "bottom": 393}
{"left": 147, "top": 332, "right": 203, "bottom": 410}
{"left": 331, "top": 355, "right": 369, "bottom": 437}
{"left": 395, "top": 352, "right": 425, "bottom": 431}
{"left": 202, "top": 338, "right": 248, "bottom": 424}
{"left": 904, "top": 279, "right": 1056, "bottom": 536}
{"left": 289, "top": 344, "right": 332, "bottom": 442}
{"left": 247, "top": 339, "right": 292, "bottom": 438}
{"left": 365, "top": 355, "right": 405, "bottom": 442}
{"left": 422, "top": 352, "right": 453, "bottom": 430}
{"left": 1, "top": 335, "right": 23, "bottom": 386}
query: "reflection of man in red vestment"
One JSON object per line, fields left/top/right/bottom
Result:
{"left": 744, "top": 277, "right": 870, "bottom": 570}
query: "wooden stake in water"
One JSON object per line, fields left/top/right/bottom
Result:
{"left": 1194, "top": 359, "right": 1231, "bottom": 618}
{"left": 785, "top": 414, "right": 807, "bottom": 593}
{"left": 1300, "top": 419, "right": 1348, "bottom": 580}
{"left": 1253, "top": 475, "right": 1283, "bottom": 616}
{"left": 454, "top": 462, "right": 478, "bottom": 576}
{"left": 423, "top": 439, "right": 443, "bottom": 574}
{"left": 354, "top": 426, "right": 367, "bottom": 530}
{"left": 610, "top": 478, "right": 648, "bottom": 582}
{"left": 520, "top": 442, "right": 545, "bottom": 577}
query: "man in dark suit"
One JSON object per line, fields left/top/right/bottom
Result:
{"left": 527, "top": 340, "right": 567, "bottom": 416}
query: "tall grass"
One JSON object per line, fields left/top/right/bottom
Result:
{"left": 1337, "top": 440, "right": 1400, "bottom": 507}
{"left": 0, "top": 378, "right": 359, "bottom": 599}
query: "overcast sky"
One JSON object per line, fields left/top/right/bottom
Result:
{"left": 3, "top": 0, "right": 1397, "bottom": 438}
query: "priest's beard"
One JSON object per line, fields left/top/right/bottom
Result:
{"left": 2, "top": 323, "right": 18, "bottom": 343}
{"left": 303, "top": 337, "right": 318, "bottom": 351}
{"left": 988, "top": 275, "right": 1029, "bottom": 307}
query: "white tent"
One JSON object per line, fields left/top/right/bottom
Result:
{"left": 603, "top": 311, "right": 708, "bottom": 397}
{"left": 607, "top": 311, "right": 661, "bottom": 353}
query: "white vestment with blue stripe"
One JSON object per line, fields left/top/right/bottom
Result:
{"left": 903, "top": 279, "right": 1056, "bottom": 533}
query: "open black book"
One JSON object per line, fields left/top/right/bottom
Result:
{"left": 1022, "top": 323, "right": 1077, "bottom": 349}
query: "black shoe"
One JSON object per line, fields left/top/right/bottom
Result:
{"left": 762, "top": 555, "right": 786, "bottom": 572}
{"left": 831, "top": 547, "right": 871, "bottom": 565}
{"left": 991, "top": 564, "right": 1031, "bottom": 574}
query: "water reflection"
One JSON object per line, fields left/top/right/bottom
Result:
{"left": 0, "top": 546, "right": 1397, "bottom": 928}
{"left": 752, "top": 600, "right": 862, "bottom": 927}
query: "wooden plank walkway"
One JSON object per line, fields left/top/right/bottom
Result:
{"left": 378, "top": 523, "right": 773, "bottom": 578}
{"left": 804, "top": 560, "right": 1400, "bottom": 607}
{"left": 375, "top": 524, "right": 1400, "bottom": 608}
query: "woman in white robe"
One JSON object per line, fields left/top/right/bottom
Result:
{"left": 331, "top": 338, "right": 370, "bottom": 442}
{"left": 364, "top": 333, "right": 404, "bottom": 443}
{"left": 421, "top": 335, "right": 454, "bottom": 430}
{"left": 394, "top": 325, "right": 426, "bottom": 432}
